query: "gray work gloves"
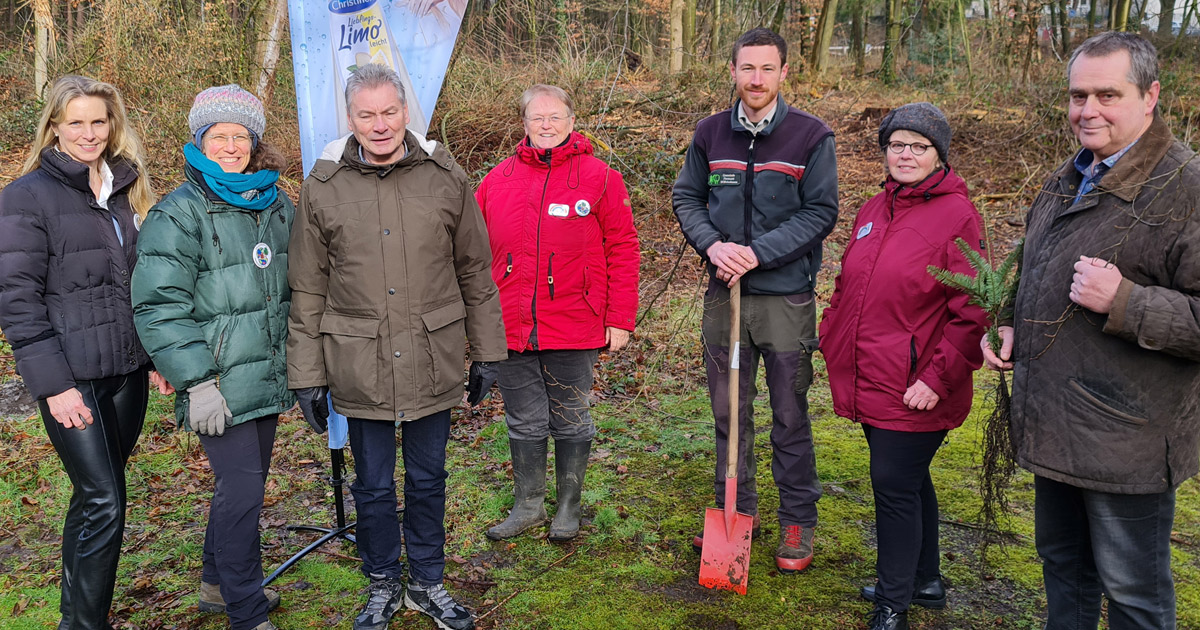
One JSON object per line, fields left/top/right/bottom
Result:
{"left": 466, "top": 361, "right": 499, "bottom": 406}
{"left": 187, "top": 379, "right": 231, "bottom": 437}
{"left": 294, "top": 386, "right": 330, "bottom": 434}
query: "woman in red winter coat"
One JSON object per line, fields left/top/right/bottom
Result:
{"left": 819, "top": 103, "right": 987, "bottom": 630}
{"left": 475, "top": 84, "right": 639, "bottom": 542}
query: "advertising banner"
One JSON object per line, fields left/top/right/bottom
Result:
{"left": 288, "top": 0, "right": 467, "bottom": 175}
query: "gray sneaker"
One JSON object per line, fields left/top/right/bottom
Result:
{"left": 354, "top": 573, "right": 405, "bottom": 630}
{"left": 404, "top": 581, "right": 475, "bottom": 630}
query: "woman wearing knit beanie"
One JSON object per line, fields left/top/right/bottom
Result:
{"left": 819, "top": 102, "right": 989, "bottom": 630}
{"left": 131, "top": 84, "right": 294, "bottom": 630}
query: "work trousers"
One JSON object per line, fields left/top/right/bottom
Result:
{"left": 1035, "top": 475, "right": 1176, "bottom": 630}
{"left": 198, "top": 415, "right": 277, "bottom": 630}
{"left": 348, "top": 410, "right": 451, "bottom": 585}
{"left": 863, "top": 424, "right": 946, "bottom": 612}
{"left": 497, "top": 349, "right": 600, "bottom": 442}
{"left": 701, "top": 280, "right": 822, "bottom": 527}
{"left": 40, "top": 369, "right": 148, "bottom": 630}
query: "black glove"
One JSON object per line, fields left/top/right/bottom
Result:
{"left": 294, "top": 386, "right": 330, "bottom": 433}
{"left": 465, "top": 361, "right": 499, "bottom": 406}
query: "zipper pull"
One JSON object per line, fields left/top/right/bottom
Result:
{"left": 504, "top": 252, "right": 513, "bottom": 278}
{"left": 547, "top": 252, "right": 555, "bottom": 300}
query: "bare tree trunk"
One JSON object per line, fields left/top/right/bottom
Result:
{"left": 66, "top": 0, "right": 73, "bottom": 52}
{"left": 1111, "top": 0, "right": 1132, "bottom": 29}
{"left": 683, "top": 0, "right": 696, "bottom": 69}
{"left": 958, "top": 0, "right": 974, "bottom": 82}
{"left": 809, "top": 0, "right": 839, "bottom": 75}
{"left": 254, "top": 0, "right": 287, "bottom": 103}
{"left": 1057, "top": 0, "right": 1069, "bottom": 54}
{"left": 669, "top": 0, "right": 683, "bottom": 72}
{"left": 33, "top": 0, "right": 55, "bottom": 97}
{"left": 882, "top": 0, "right": 902, "bottom": 84}
{"left": 555, "top": 0, "right": 567, "bottom": 55}
{"left": 1159, "top": 0, "right": 1177, "bottom": 33}
{"left": 851, "top": 0, "right": 866, "bottom": 76}
{"left": 770, "top": 0, "right": 786, "bottom": 34}
{"left": 1087, "top": 0, "right": 1097, "bottom": 36}
{"left": 711, "top": 0, "right": 722, "bottom": 62}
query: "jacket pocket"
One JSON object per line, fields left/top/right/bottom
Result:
{"left": 907, "top": 336, "right": 918, "bottom": 387}
{"left": 420, "top": 301, "right": 467, "bottom": 396}
{"left": 1066, "top": 378, "right": 1148, "bottom": 427}
{"left": 319, "top": 313, "right": 385, "bottom": 406}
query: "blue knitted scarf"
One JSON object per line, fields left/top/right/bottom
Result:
{"left": 183, "top": 142, "right": 279, "bottom": 210}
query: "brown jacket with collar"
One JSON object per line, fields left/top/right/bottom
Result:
{"left": 286, "top": 132, "right": 506, "bottom": 421}
{"left": 1011, "top": 114, "right": 1200, "bottom": 493}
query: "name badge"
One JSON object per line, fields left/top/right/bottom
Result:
{"left": 548, "top": 203, "right": 570, "bottom": 217}
{"left": 707, "top": 173, "right": 741, "bottom": 187}
{"left": 856, "top": 222, "right": 873, "bottom": 240}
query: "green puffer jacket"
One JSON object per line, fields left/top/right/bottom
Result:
{"left": 132, "top": 169, "right": 295, "bottom": 429}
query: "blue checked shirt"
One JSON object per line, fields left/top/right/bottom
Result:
{"left": 1073, "top": 140, "right": 1138, "bottom": 204}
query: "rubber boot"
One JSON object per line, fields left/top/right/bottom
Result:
{"left": 486, "top": 439, "right": 548, "bottom": 540}
{"left": 549, "top": 440, "right": 591, "bottom": 542}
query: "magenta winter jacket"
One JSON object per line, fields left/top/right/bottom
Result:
{"left": 819, "top": 167, "right": 988, "bottom": 432}
{"left": 476, "top": 132, "right": 640, "bottom": 351}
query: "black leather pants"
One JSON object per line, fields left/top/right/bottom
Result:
{"left": 39, "top": 369, "right": 148, "bottom": 630}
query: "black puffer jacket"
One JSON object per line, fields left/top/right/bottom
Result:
{"left": 0, "top": 148, "right": 149, "bottom": 400}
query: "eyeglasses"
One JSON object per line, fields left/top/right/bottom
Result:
{"left": 524, "top": 115, "right": 571, "bottom": 125}
{"left": 207, "top": 134, "right": 253, "bottom": 148}
{"left": 887, "top": 141, "right": 932, "bottom": 156}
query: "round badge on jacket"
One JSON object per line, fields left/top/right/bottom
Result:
{"left": 575, "top": 199, "right": 591, "bottom": 216}
{"left": 253, "top": 243, "right": 273, "bottom": 269}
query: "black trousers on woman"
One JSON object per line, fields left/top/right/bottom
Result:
{"left": 198, "top": 415, "right": 277, "bottom": 630}
{"left": 40, "top": 369, "right": 149, "bottom": 630}
{"left": 863, "top": 424, "right": 947, "bottom": 612}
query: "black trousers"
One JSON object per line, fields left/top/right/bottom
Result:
{"left": 863, "top": 424, "right": 947, "bottom": 612}
{"left": 198, "top": 416, "right": 277, "bottom": 630}
{"left": 40, "top": 369, "right": 149, "bottom": 630}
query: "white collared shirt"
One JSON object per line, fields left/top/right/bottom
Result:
{"left": 738, "top": 100, "right": 779, "bottom": 136}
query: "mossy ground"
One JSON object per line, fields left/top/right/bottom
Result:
{"left": 4, "top": 313, "right": 1199, "bottom": 629}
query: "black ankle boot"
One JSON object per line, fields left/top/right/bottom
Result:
{"left": 867, "top": 604, "right": 908, "bottom": 630}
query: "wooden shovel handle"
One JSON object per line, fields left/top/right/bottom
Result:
{"left": 726, "top": 281, "right": 741, "bottom": 479}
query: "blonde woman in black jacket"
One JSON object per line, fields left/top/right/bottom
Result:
{"left": 0, "top": 75, "right": 167, "bottom": 630}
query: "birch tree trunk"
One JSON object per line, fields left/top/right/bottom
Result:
{"left": 254, "top": 0, "right": 288, "bottom": 103}
{"left": 669, "top": 0, "right": 683, "bottom": 72}
{"left": 682, "top": 0, "right": 695, "bottom": 69}
{"left": 33, "top": 0, "right": 55, "bottom": 98}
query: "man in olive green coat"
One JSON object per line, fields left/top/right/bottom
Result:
{"left": 286, "top": 64, "right": 505, "bottom": 630}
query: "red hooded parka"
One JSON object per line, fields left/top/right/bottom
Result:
{"left": 476, "top": 132, "right": 640, "bottom": 351}
{"left": 819, "top": 167, "right": 988, "bottom": 432}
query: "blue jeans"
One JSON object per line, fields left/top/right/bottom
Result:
{"left": 348, "top": 411, "right": 450, "bottom": 585}
{"left": 1035, "top": 475, "right": 1176, "bottom": 630}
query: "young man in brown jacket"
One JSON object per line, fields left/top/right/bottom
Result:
{"left": 984, "top": 32, "right": 1200, "bottom": 630}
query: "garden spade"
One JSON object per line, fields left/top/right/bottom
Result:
{"left": 699, "top": 281, "right": 754, "bottom": 595}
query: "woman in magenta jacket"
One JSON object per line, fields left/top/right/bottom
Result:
{"left": 475, "top": 84, "right": 639, "bottom": 542}
{"left": 819, "top": 103, "right": 987, "bottom": 630}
